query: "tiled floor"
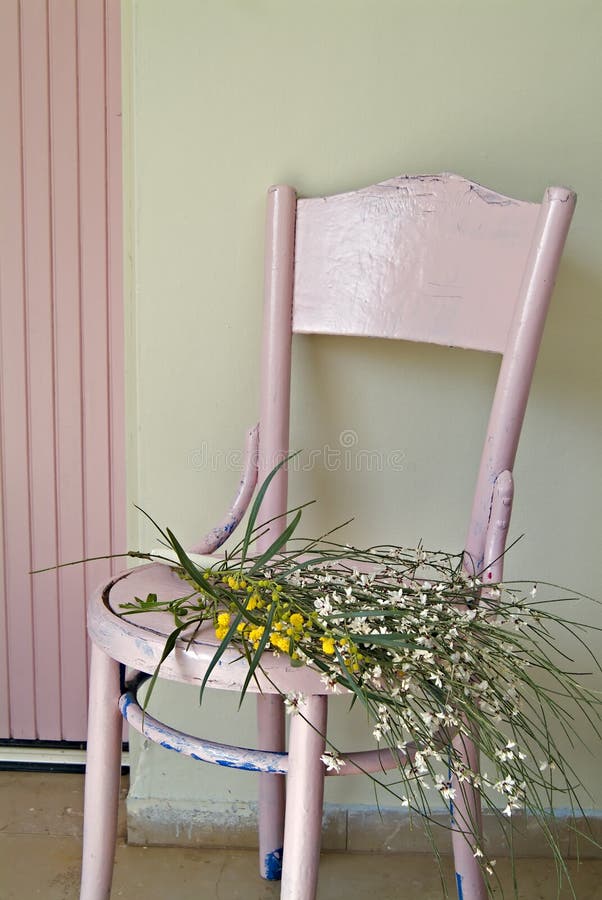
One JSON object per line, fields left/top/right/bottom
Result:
{"left": 2, "top": 772, "right": 602, "bottom": 899}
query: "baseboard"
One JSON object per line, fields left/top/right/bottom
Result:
{"left": 127, "top": 797, "right": 602, "bottom": 859}
{"left": 0, "top": 741, "right": 129, "bottom": 773}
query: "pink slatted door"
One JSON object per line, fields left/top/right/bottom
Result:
{"left": 0, "top": 0, "right": 125, "bottom": 741}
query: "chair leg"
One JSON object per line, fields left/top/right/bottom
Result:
{"left": 80, "top": 644, "right": 123, "bottom": 900}
{"left": 280, "top": 694, "right": 327, "bottom": 900}
{"left": 450, "top": 731, "right": 488, "bottom": 900}
{"left": 257, "top": 694, "right": 286, "bottom": 879}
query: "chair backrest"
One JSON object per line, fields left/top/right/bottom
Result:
{"left": 257, "top": 174, "right": 576, "bottom": 573}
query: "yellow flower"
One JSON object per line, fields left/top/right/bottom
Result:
{"left": 215, "top": 626, "right": 229, "bottom": 640}
{"left": 270, "top": 633, "right": 291, "bottom": 653}
{"left": 289, "top": 613, "right": 304, "bottom": 629}
{"left": 217, "top": 612, "right": 231, "bottom": 628}
{"left": 321, "top": 637, "right": 336, "bottom": 656}
{"left": 246, "top": 593, "right": 259, "bottom": 611}
{"left": 248, "top": 626, "right": 265, "bottom": 644}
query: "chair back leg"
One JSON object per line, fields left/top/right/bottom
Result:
{"left": 450, "top": 730, "right": 488, "bottom": 900}
{"left": 257, "top": 693, "right": 286, "bottom": 879}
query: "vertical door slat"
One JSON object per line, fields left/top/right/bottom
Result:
{"left": 49, "top": 0, "right": 88, "bottom": 740}
{"left": 20, "top": 0, "right": 62, "bottom": 739}
{"left": 77, "top": 0, "right": 113, "bottom": 605}
{"left": 106, "top": 0, "right": 127, "bottom": 567}
{"left": 0, "top": 0, "right": 35, "bottom": 739}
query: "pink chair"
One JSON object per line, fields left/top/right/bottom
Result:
{"left": 80, "top": 174, "right": 576, "bottom": 900}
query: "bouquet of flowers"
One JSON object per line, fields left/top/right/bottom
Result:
{"left": 116, "top": 459, "right": 602, "bottom": 897}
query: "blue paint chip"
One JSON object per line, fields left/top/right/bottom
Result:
{"left": 120, "top": 694, "right": 132, "bottom": 719}
{"left": 456, "top": 872, "right": 464, "bottom": 900}
{"left": 216, "top": 758, "right": 248, "bottom": 769}
{"left": 263, "top": 848, "right": 283, "bottom": 880}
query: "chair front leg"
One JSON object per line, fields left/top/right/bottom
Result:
{"left": 450, "top": 730, "right": 487, "bottom": 900}
{"left": 257, "top": 694, "right": 286, "bottom": 879}
{"left": 80, "top": 644, "right": 123, "bottom": 900}
{"left": 280, "top": 694, "right": 327, "bottom": 900}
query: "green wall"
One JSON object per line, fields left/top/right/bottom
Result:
{"left": 124, "top": 0, "right": 602, "bottom": 819}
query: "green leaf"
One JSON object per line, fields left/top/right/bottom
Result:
{"left": 240, "top": 452, "right": 300, "bottom": 564}
{"left": 351, "top": 633, "right": 419, "bottom": 649}
{"left": 226, "top": 500, "right": 317, "bottom": 558}
{"left": 238, "top": 600, "right": 277, "bottom": 707}
{"left": 165, "top": 528, "right": 220, "bottom": 599}
{"left": 250, "top": 509, "right": 302, "bottom": 573}
{"left": 143, "top": 623, "right": 187, "bottom": 712}
{"left": 133, "top": 504, "right": 170, "bottom": 543}
{"left": 199, "top": 609, "right": 244, "bottom": 702}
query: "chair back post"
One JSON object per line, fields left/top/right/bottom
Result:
{"left": 257, "top": 184, "right": 297, "bottom": 550}
{"left": 256, "top": 184, "right": 297, "bottom": 881}
{"left": 464, "top": 187, "right": 576, "bottom": 574}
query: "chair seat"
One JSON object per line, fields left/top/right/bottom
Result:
{"left": 88, "top": 563, "right": 327, "bottom": 695}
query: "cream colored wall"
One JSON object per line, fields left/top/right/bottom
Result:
{"left": 125, "top": 0, "right": 602, "bottom": 812}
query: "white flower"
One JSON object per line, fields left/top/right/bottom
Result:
{"left": 320, "top": 673, "right": 341, "bottom": 694}
{"left": 284, "top": 691, "right": 306, "bottom": 715}
{"left": 320, "top": 751, "right": 346, "bottom": 773}
{"left": 435, "top": 776, "right": 456, "bottom": 801}
{"left": 413, "top": 751, "right": 428, "bottom": 775}
{"left": 314, "top": 596, "right": 333, "bottom": 616}
{"left": 495, "top": 742, "right": 517, "bottom": 762}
